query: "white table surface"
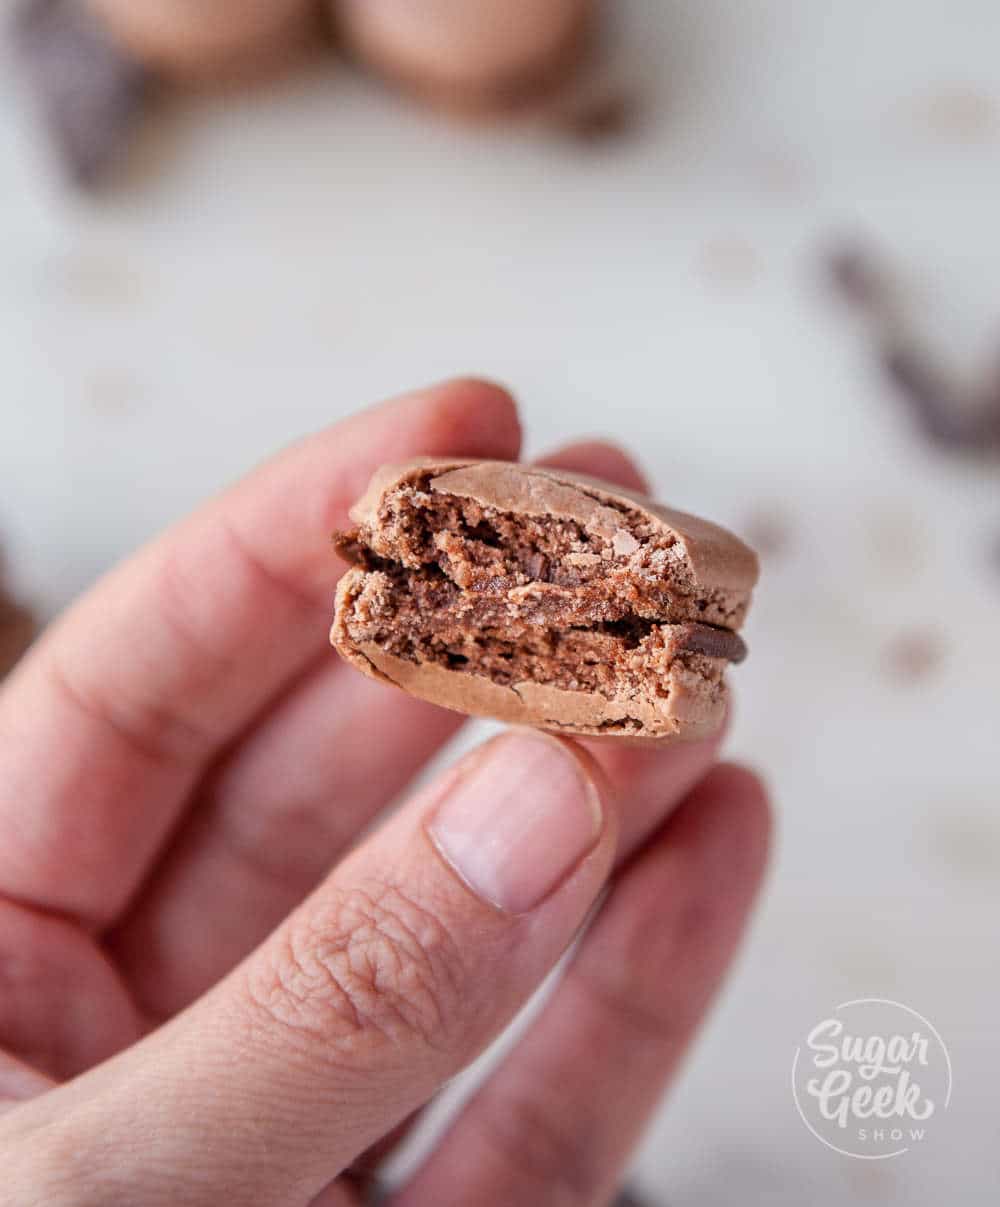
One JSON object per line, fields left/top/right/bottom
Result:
{"left": 2, "top": 1, "right": 999, "bottom": 1201}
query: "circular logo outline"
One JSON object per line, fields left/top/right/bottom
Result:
{"left": 791, "top": 997, "right": 952, "bottom": 1160}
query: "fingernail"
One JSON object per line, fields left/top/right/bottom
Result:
{"left": 427, "top": 732, "right": 603, "bottom": 914}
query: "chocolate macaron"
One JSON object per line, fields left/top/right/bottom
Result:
{"left": 331, "top": 459, "right": 758, "bottom": 741}
{"left": 12, "top": 0, "right": 315, "bottom": 185}
{"left": 330, "top": 0, "right": 592, "bottom": 112}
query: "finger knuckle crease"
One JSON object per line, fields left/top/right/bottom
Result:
{"left": 244, "top": 883, "right": 464, "bottom": 1061}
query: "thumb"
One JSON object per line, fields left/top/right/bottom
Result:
{"left": 6, "top": 731, "right": 617, "bottom": 1206}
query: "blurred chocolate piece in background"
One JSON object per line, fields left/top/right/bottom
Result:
{"left": 826, "top": 243, "right": 894, "bottom": 317}
{"left": 826, "top": 240, "right": 1000, "bottom": 457}
{"left": 878, "top": 341, "right": 980, "bottom": 451}
{"left": 12, "top": 0, "right": 150, "bottom": 184}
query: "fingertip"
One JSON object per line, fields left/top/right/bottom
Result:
{"left": 313, "top": 378, "right": 522, "bottom": 534}
{"left": 535, "top": 439, "right": 650, "bottom": 493}
{"left": 411, "top": 376, "right": 523, "bottom": 462}
{"left": 431, "top": 374, "right": 516, "bottom": 406}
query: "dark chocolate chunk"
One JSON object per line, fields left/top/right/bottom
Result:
{"left": 676, "top": 623, "right": 748, "bottom": 664}
{"left": 11, "top": 0, "right": 150, "bottom": 186}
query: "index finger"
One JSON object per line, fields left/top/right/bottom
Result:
{"left": 0, "top": 380, "right": 521, "bottom": 927}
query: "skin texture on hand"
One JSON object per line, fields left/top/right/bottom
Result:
{"left": 0, "top": 381, "right": 770, "bottom": 1205}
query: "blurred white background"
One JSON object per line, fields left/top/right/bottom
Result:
{"left": 2, "top": 1, "right": 999, "bottom": 1202}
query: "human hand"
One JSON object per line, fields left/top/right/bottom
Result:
{"left": 0, "top": 379, "right": 770, "bottom": 1205}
